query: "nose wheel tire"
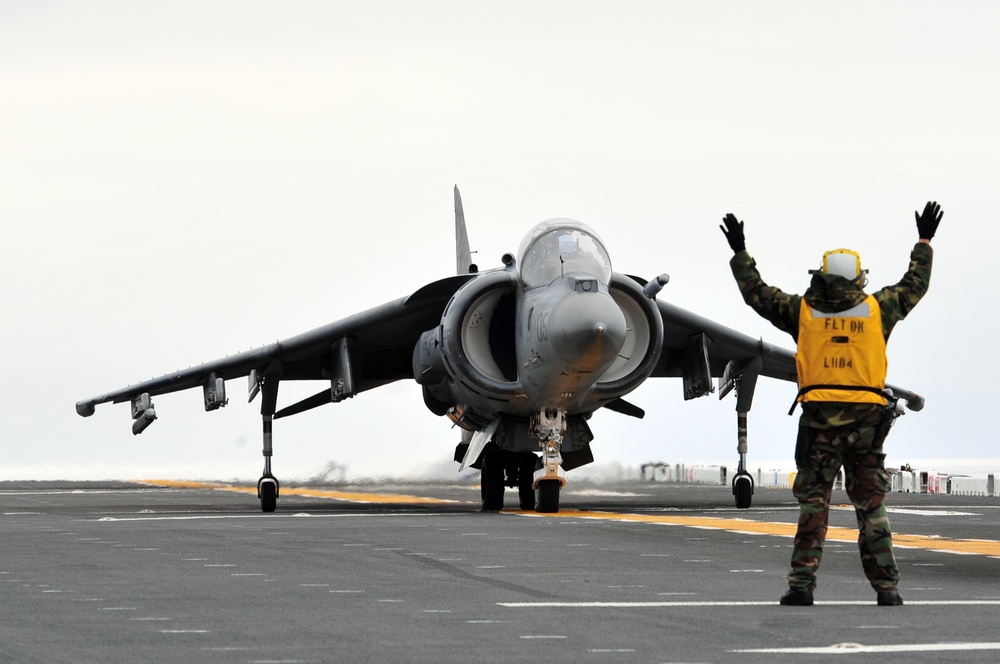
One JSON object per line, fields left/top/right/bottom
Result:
{"left": 535, "top": 479, "right": 561, "bottom": 513}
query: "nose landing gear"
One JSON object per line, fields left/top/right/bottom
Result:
{"left": 532, "top": 409, "right": 568, "bottom": 514}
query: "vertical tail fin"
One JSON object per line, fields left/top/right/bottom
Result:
{"left": 454, "top": 185, "right": 474, "bottom": 275}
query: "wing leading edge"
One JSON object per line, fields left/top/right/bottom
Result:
{"left": 76, "top": 274, "right": 474, "bottom": 419}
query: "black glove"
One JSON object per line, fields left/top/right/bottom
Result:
{"left": 915, "top": 201, "right": 942, "bottom": 241}
{"left": 720, "top": 213, "right": 746, "bottom": 253}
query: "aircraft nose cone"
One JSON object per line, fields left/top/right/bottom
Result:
{"left": 548, "top": 292, "right": 627, "bottom": 370}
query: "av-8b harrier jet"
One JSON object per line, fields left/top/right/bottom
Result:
{"left": 76, "top": 187, "right": 923, "bottom": 513}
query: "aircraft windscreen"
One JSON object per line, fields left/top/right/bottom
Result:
{"left": 518, "top": 222, "right": 612, "bottom": 288}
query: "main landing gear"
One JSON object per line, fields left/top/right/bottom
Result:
{"left": 478, "top": 409, "right": 568, "bottom": 513}
{"left": 479, "top": 448, "right": 563, "bottom": 513}
{"left": 480, "top": 446, "right": 537, "bottom": 512}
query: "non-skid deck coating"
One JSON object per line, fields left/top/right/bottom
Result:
{"left": 147, "top": 479, "right": 1000, "bottom": 558}
{"left": 3, "top": 480, "right": 1000, "bottom": 663}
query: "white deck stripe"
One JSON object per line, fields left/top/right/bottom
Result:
{"left": 499, "top": 600, "right": 1000, "bottom": 607}
{"left": 733, "top": 642, "right": 1000, "bottom": 654}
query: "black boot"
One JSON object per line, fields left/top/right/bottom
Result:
{"left": 877, "top": 589, "right": 904, "bottom": 606}
{"left": 779, "top": 588, "right": 814, "bottom": 606}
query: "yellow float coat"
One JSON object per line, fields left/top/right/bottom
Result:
{"left": 795, "top": 295, "right": 887, "bottom": 405}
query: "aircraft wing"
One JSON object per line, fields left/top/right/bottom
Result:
{"left": 651, "top": 298, "right": 923, "bottom": 412}
{"left": 76, "top": 274, "right": 474, "bottom": 420}
{"left": 655, "top": 299, "right": 796, "bottom": 383}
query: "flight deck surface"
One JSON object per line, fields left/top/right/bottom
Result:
{"left": 2, "top": 480, "right": 999, "bottom": 663}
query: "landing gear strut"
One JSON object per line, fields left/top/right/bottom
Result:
{"left": 479, "top": 446, "right": 540, "bottom": 512}
{"left": 732, "top": 411, "right": 754, "bottom": 510}
{"left": 257, "top": 414, "right": 280, "bottom": 512}
{"left": 255, "top": 376, "right": 281, "bottom": 513}
{"left": 721, "top": 357, "right": 761, "bottom": 510}
{"left": 532, "top": 409, "right": 567, "bottom": 514}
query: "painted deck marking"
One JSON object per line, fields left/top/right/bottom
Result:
{"left": 733, "top": 641, "right": 1000, "bottom": 654}
{"left": 522, "top": 509, "right": 1000, "bottom": 558}
{"left": 500, "top": 600, "right": 1000, "bottom": 607}
{"left": 137, "top": 480, "right": 461, "bottom": 505}
{"left": 130, "top": 481, "right": 1000, "bottom": 558}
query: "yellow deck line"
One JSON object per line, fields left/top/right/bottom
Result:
{"left": 137, "top": 481, "right": 1000, "bottom": 558}
{"left": 137, "top": 479, "right": 461, "bottom": 505}
{"left": 533, "top": 510, "right": 1000, "bottom": 558}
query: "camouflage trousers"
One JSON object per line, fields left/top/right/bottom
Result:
{"left": 788, "top": 412, "right": 899, "bottom": 592}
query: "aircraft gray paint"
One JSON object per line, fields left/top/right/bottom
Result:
{"left": 76, "top": 187, "right": 924, "bottom": 513}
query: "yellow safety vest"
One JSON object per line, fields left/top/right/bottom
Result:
{"left": 794, "top": 295, "right": 887, "bottom": 406}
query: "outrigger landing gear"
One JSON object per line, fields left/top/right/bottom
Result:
{"left": 732, "top": 411, "right": 754, "bottom": 510}
{"left": 254, "top": 374, "right": 281, "bottom": 513}
{"left": 257, "top": 414, "right": 280, "bottom": 513}
{"left": 720, "top": 357, "right": 762, "bottom": 510}
{"left": 258, "top": 472, "right": 279, "bottom": 512}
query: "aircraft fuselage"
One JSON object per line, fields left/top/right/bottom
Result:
{"left": 516, "top": 274, "right": 627, "bottom": 412}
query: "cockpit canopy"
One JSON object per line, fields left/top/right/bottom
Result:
{"left": 516, "top": 219, "right": 613, "bottom": 288}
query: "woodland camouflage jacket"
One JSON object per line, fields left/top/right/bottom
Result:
{"left": 729, "top": 242, "right": 933, "bottom": 429}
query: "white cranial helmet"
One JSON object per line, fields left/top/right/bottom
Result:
{"left": 822, "top": 249, "right": 862, "bottom": 281}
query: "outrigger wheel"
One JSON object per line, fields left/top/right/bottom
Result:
{"left": 258, "top": 474, "right": 279, "bottom": 513}
{"left": 732, "top": 471, "right": 753, "bottom": 509}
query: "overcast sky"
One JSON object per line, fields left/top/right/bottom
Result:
{"left": 2, "top": 1, "right": 996, "bottom": 482}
